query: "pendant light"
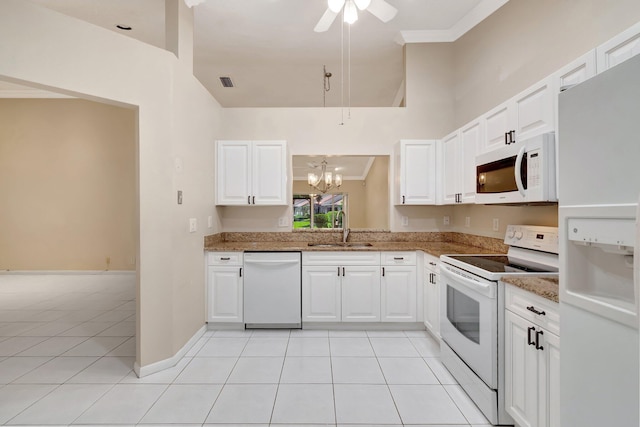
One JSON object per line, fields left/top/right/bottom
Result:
{"left": 308, "top": 160, "right": 342, "bottom": 193}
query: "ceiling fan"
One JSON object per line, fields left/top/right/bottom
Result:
{"left": 314, "top": 0, "right": 398, "bottom": 32}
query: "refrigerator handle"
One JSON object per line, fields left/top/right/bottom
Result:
{"left": 515, "top": 145, "right": 527, "bottom": 198}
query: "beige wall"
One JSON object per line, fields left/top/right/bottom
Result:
{"left": 0, "top": 0, "right": 221, "bottom": 368}
{"left": 453, "top": 0, "right": 640, "bottom": 127}
{"left": 452, "top": 204, "right": 558, "bottom": 239}
{"left": 0, "top": 99, "right": 135, "bottom": 270}
{"left": 364, "top": 156, "right": 390, "bottom": 230}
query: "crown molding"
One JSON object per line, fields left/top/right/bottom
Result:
{"left": 397, "top": 0, "right": 510, "bottom": 44}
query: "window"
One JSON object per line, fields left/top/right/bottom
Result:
{"left": 293, "top": 193, "right": 346, "bottom": 229}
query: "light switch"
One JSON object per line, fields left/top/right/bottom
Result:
{"left": 443, "top": 216, "right": 450, "bottom": 225}
{"left": 278, "top": 216, "right": 288, "bottom": 227}
{"left": 207, "top": 216, "right": 213, "bottom": 228}
{"left": 189, "top": 218, "right": 197, "bottom": 233}
{"left": 465, "top": 217, "right": 471, "bottom": 228}
{"left": 401, "top": 216, "right": 409, "bottom": 227}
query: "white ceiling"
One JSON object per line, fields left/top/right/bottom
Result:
{"left": 14, "top": 0, "right": 509, "bottom": 107}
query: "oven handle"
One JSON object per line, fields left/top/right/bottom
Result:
{"left": 441, "top": 264, "right": 496, "bottom": 298}
{"left": 515, "top": 145, "right": 526, "bottom": 198}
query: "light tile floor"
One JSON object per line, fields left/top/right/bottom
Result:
{"left": 0, "top": 274, "right": 493, "bottom": 426}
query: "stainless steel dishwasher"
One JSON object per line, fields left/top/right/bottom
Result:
{"left": 243, "top": 252, "right": 302, "bottom": 328}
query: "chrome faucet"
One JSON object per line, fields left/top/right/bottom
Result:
{"left": 337, "top": 210, "right": 349, "bottom": 243}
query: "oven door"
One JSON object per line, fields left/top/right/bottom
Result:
{"left": 440, "top": 263, "right": 498, "bottom": 389}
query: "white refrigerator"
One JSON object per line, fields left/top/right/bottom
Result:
{"left": 558, "top": 53, "right": 640, "bottom": 426}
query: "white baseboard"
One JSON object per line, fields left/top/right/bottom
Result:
{"left": 0, "top": 270, "right": 135, "bottom": 275}
{"left": 134, "top": 324, "right": 206, "bottom": 378}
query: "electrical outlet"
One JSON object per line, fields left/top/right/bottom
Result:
{"left": 189, "top": 218, "right": 197, "bottom": 233}
{"left": 278, "top": 216, "right": 288, "bottom": 227}
{"left": 465, "top": 217, "right": 471, "bottom": 228}
{"left": 443, "top": 216, "right": 450, "bottom": 225}
{"left": 493, "top": 218, "right": 500, "bottom": 231}
{"left": 207, "top": 215, "right": 213, "bottom": 228}
{"left": 401, "top": 216, "right": 409, "bottom": 227}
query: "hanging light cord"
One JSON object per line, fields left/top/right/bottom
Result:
{"left": 340, "top": 8, "right": 345, "bottom": 125}
{"left": 348, "top": 22, "right": 351, "bottom": 119}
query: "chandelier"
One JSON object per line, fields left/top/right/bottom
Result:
{"left": 308, "top": 160, "right": 342, "bottom": 194}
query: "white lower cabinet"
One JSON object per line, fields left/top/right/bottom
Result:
{"left": 381, "top": 252, "right": 417, "bottom": 322}
{"left": 302, "top": 266, "right": 341, "bottom": 322}
{"left": 302, "top": 251, "right": 419, "bottom": 324}
{"left": 505, "top": 284, "right": 560, "bottom": 427}
{"left": 423, "top": 253, "right": 440, "bottom": 337}
{"left": 342, "top": 266, "right": 381, "bottom": 322}
{"left": 206, "top": 252, "right": 243, "bottom": 323}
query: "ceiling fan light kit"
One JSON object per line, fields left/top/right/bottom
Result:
{"left": 354, "top": 0, "right": 371, "bottom": 10}
{"left": 343, "top": 1, "right": 359, "bottom": 24}
{"left": 328, "top": 0, "right": 346, "bottom": 13}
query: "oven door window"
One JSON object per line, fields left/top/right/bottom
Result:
{"left": 477, "top": 155, "right": 527, "bottom": 194}
{"left": 446, "top": 286, "right": 480, "bottom": 344}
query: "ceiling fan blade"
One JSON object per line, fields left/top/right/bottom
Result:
{"left": 314, "top": 8, "right": 339, "bottom": 32}
{"left": 366, "top": 0, "right": 398, "bottom": 23}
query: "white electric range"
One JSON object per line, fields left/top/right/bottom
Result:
{"left": 439, "top": 225, "right": 559, "bottom": 426}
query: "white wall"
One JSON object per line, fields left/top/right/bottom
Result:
{"left": 0, "top": 0, "right": 221, "bottom": 368}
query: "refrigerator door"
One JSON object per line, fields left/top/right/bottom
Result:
{"left": 558, "top": 54, "right": 640, "bottom": 206}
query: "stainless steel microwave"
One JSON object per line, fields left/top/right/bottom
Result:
{"left": 475, "top": 132, "right": 556, "bottom": 204}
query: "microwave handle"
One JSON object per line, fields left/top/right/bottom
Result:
{"left": 515, "top": 145, "right": 526, "bottom": 197}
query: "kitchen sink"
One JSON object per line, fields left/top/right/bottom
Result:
{"left": 307, "top": 242, "right": 373, "bottom": 247}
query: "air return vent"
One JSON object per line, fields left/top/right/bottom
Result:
{"left": 219, "top": 77, "right": 234, "bottom": 88}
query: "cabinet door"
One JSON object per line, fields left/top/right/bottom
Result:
{"left": 555, "top": 50, "right": 597, "bottom": 92}
{"left": 540, "top": 330, "right": 560, "bottom": 427}
{"left": 216, "top": 141, "right": 252, "bottom": 205}
{"left": 459, "top": 121, "right": 480, "bottom": 203}
{"left": 207, "top": 266, "right": 243, "bottom": 322}
{"left": 505, "top": 310, "right": 538, "bottom": 427}
{"left": 342, "top": 266, "right": 381, "bottom": 322}
{"left": 252, "top": 140, "right": 287, "bottom": 205}
{"left": 482, "top": 103, "right": 512, "bottom": 154}
{"left": 597, "top": 21, "right": 640, "bottom": 72}
{"left": 440, "top": 132, "right": 460, "bottom": 205}
{"left": 398, "top": 140, "right": 437, "bottom": 205}
{"left": 513, "top": 77, "right": 555, "bottom": 142}
{"left": 302, "top": 266, "right": 341, "bottom": 322}
{"left": 423, "top": 270, "right": 439, "bottom": 335}
{"left": 381, "top": 265, "right": 417, "bottom": 322}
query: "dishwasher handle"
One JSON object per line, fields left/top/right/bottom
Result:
{"left": 244, "top": 259, "right": 300, "bottom": 265}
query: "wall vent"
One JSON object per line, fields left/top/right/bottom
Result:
{"left": 219, "top": 77, "right": 234, "bottom": 88}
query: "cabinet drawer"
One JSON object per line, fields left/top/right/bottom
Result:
{"left": 207, "top": 252, "right": 243, "bottom": 266}
{"left": 505, "top": 283, "right": 559, "bottom": 335}
{"left": 423, "top": 252, "right": 439, "bottom": 273}
{"left": 302, "top": 251, "right": 380, "bottom": 266}
{"left": 381, "top": 252, "right": 416, "bottom": 266}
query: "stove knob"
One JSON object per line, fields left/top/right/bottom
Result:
{"left": 507, "top": 229, "right": 516, "bottom": 239}
{"left": 515, "top": 230, "right": 524, "bottom": 240}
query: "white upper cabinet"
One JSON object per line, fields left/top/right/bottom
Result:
{"left": 395, "top": 140, "right": 437, "bottom": 205}
{"left": 479, "top": 76, "right": 555, "bottom": 155}
{"left": 513, "top": 77, "right": 555, "bottom": 142}
{"left": 554, "top": 50, "right": 597, "bottom": 92}
{"left": 440, "top": 131, "right": 460, "bottom": 205}
{"left": 459, "top": 121, "right": 480, "bottom": 204}
{"left": 482, "top": 103, "right": 514, "bottom": 154}
{"left": 439, "top": 120, "right": 479, "bottom": 205}
{"left": 216, "top": 140, "right": 287, "bottom": 206}
{"left": 597, "top": 21, "right": 640, "bottom": 72}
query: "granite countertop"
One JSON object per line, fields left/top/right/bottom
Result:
{"left": 205, "top": 231, "right": 509, "bottom": 265}
{"left": 501, "top": 276, "right": 559, "bottom": 303}
{"left": 203, "top": 240, "right": 502, "bottom": 258}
